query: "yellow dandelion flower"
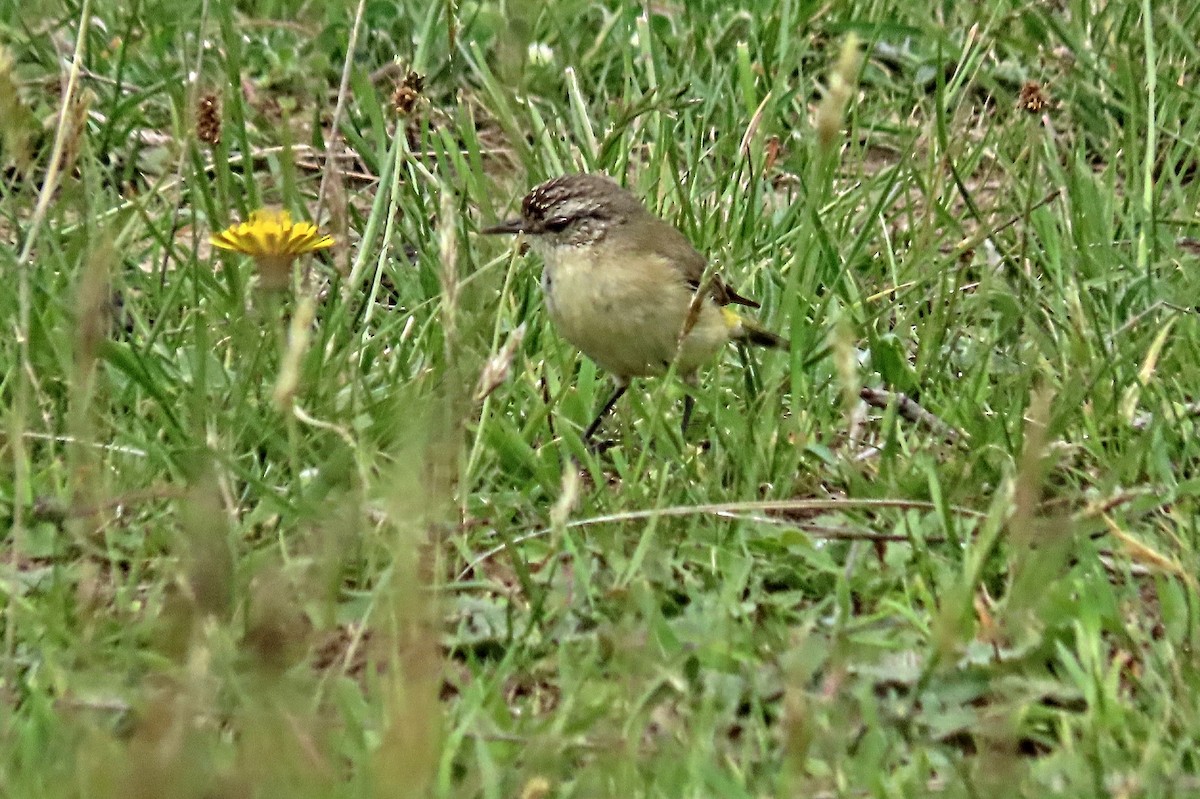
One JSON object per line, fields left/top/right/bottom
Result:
{"left": 210, "top": 208, "right": 334, "bottom": 290}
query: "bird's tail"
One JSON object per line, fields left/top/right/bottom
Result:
{"left": 721, "top": 308, "right": 790, "bottom": 350}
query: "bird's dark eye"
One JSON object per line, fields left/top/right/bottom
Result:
{"left": 543, "top": 216, "right": 571, "bottom": 232}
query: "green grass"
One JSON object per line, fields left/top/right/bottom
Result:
{"left": 3, "top": 0, "right": 1200, "bottom": 796}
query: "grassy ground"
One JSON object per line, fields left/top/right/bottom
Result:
{"left": 3, "top": 0, "right": 1200, "bottom": 796}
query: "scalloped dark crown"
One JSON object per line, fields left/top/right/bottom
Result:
{"left": 521, "top": 174, "right": 644, "bottom": 227}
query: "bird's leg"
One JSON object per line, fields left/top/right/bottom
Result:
{"left": 584, "top": 381, "right": 629, "bottom": 443}
{"left": 680, "top": 373, "right": 699, "bottom": 437}
{"left": 681, "top": 394, "right": 695, "bottom": 437}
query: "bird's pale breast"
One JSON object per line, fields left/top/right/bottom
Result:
{"left": 536, "top": 243, "right": 730, "bottom": 380}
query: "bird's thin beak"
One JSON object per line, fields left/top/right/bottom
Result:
{"left": 481, "top": 218, "right": 526, "bottom": 235}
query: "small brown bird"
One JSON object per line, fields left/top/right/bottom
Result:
{"left": 483, "top": 173, "right": 788, "bottom": 441}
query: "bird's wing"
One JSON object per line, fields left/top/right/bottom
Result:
{"left": 674, "top": 242, "right": 762, "bottom": 309}
{"left": 622, "top": 215, "right": 763, "bottom": 309}
{"left": 697, "top": 273, "right": 762, "bottom": 309}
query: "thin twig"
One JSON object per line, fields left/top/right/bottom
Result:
{"left": 314, "top": 0, "right": 367, "bottom": 225}
{"left": 859, "top": 387, "right": 964, "bottom": 443}
{"left": 715, "top": 512, "right": 946, "bottom": 543}
{"left": 16, "top": 0, "right": 92, "bottom": 268}
{"left": 22, "top": 432, "right": 148, "bottom": 458}
{"left": 458, "top": 498, "right": 981, "bottom": 579}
